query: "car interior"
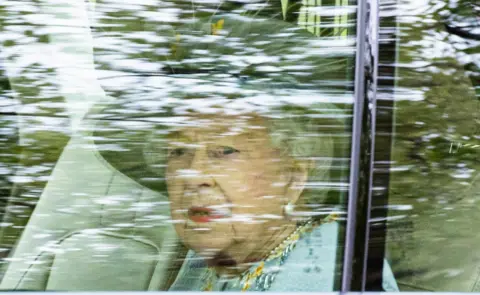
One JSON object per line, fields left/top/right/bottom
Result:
{"left": 0, "top": 0, "right": 478, "bottom": 292}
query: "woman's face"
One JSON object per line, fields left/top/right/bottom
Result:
{"left": 166, "top": 115, "right": 297, "bottom": 262}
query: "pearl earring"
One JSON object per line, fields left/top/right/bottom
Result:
{"left": 284, "top": 202, "right": 295, "bottom": 217}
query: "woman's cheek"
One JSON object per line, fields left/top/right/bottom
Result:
{"left": 246, "top": 171, "right": 278, "bottom": 198}
{"left": 170, "top": 206, "right": 184, "bottom": 220}
{"left": 167, "top": 181, "right": 186, "bottom": 220}
{"left": 166, "top": 175, "right": 183, "bottom": 198}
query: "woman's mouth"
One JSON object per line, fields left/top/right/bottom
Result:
{"left": 187, "top": 206, "right": 229, "bottom": 223}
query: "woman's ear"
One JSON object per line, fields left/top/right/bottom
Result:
{"left": 285, "top": 160, "right": 311, "bottom": 205}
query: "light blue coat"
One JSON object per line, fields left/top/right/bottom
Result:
{"left": 169, "top": 222, "right": 399, "bottom": 291}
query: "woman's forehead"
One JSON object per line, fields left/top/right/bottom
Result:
{"left": 167, "top": 114, "right": 268, "bottom": 140}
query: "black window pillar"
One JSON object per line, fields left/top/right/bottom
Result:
{"left": 341, "top": 0, "right": 380, "bottom": 291}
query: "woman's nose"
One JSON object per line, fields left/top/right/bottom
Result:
{"left": 185, "top": 149, "right": 215, "bottom": 188}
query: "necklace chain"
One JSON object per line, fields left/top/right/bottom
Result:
{"left": 201, "top": 213, "right": 338, "bottom": 292}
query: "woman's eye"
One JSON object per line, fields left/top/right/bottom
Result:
{"left": 209, "top": 146, "right": 240, "bottom": 158}
{"left": 222, "top": 146, "right": 239, "bottom": 155}
{"left": 170, "top": 148, "right": 186, "bottom": 157}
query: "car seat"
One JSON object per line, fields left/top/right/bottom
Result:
{"left": 0, "top": 0, "right": 182, "bottom": 290}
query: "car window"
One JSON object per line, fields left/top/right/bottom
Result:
{"left": 0, "top": 0, "right": 387, "bottom": 292}
{"left": 373, "top": 0, "right": 480, "bottom": 291}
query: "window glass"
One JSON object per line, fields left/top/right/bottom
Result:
{"left": 380, "top": 0, "right": 480, "bottom": 291}
{"left": 0, "top": 0, "right": 393, "bottom": 292}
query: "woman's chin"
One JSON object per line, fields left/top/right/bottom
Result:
{"left": 184, "top": 233, "right": 232, "bottom": 255}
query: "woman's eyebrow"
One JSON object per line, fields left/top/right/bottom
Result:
{"left": 167, "top": 130, "right": 193, "bottom": 142}
{"left": 213, "top": 132, "right": 245, "bottom": 142}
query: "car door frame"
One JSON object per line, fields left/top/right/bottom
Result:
{"left": 342, "top": 0, "right": 398, "bottom": 291}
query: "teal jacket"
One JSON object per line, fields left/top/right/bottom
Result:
{"left": 169, "top": 222, "right": 399, "bottom": 291}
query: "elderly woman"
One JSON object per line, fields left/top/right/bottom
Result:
{"left": 163, "top": 111, "right": 343, "bottom": 291}
{"left": 92, "top": 15, "right": 398, "bottom": 291}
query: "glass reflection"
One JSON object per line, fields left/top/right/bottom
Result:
{"left": 88, "top": 15, "right": 356, "bottom": 291}
{"left": 0, "top": 0, "right": 395, "bottom": 292}
{"left": 379, "top": 0, "right": 480, "bottom": 292}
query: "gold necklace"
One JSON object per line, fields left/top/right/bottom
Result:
{"left": 201, "top": 213, "right": 338, "bottom": 292}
